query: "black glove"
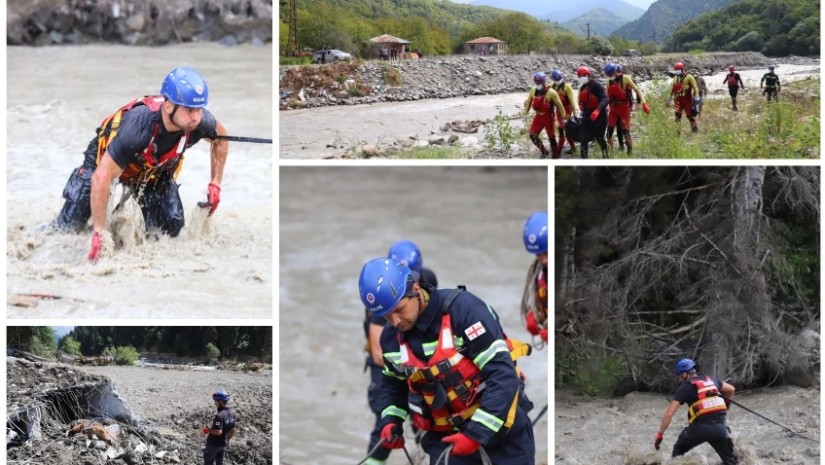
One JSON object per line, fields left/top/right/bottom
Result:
{"left": 654, "top": 432, "right": 663, "bottom": 450}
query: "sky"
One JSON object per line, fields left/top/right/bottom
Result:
{"left": 451, "top": 0, "right": 658, "bottom": 8}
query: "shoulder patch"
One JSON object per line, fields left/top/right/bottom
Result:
{"left": 464, "top": 321, "right": 486, "bottom": 341}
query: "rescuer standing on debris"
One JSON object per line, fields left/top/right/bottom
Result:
{"left": 521, "top": 211, "right": 548, "bottom": 345}
{"left": 203, "top": 390, "right": 237, "bottom": 465}
{"left": 654, "top": 358, "right": 738, "bottom": 465}
{"left": 524, "top": 71, "right": 566, "bottom": 159}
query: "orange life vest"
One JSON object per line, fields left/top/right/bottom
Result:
{"left": 95, "top": 96, "right": 190, "bottom": 185}
{"left": 687, "top": 376, "right": 727, "bottom": 423}
{"left": 531, "top": 87, "right": 552, "bottom": 113}
{"left": 398, "top": 290, "right": 530, "bottom": 432}
{"left": 580, "top": 85, "right": 600, "bottom": 111}
{"left": 727, "top": 74, "right": 738, "bottom": 86}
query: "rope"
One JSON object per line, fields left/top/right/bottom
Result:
{"left": 434, "top": 444, "right": 493, "bottom": 465}
{"left": 356, "top": 437, "right": 416, "bottom": 465}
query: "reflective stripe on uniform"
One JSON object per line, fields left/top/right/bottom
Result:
{"left": 470, "top": 407, "right": 504, "bottom": 433}
{"left": 381, "top": 405, "right": 408, "bottom": 421}
{"left": 473, "top": 339, "right": 510, "bottom": 370}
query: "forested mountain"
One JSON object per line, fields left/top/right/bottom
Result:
{"left": 281, "top": 0, "right": 587, "bottom": 56}
{"left": 612, "top": 0, "right": 741, "bottom": 43}
{"left": 556, "top": 167, "right": 819, "bottom": 394}
{"left": 665, "top": 0, "right": 819, "bottom": 56}
{"left": 562, "top": 8, "right": 640, "bottom": 37}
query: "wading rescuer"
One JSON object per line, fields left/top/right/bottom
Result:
{"left": 203, "top": 390, "right": 237, "bottom": 465}
{"left": 667, "top": 62, "right": 700, "bottom": 133}
{"left": 654, "top": 358, "right": 738, "bottom": 465}
{"left": 359, "top": 258, "right": 535, "bottom": 464}
{"left": 521, "top": 212, "right": 548, "bottom": 345}
{"left": 363, "top": 240, "right": 438, "bottom": 465}
{"left": 524, "top": 71, "right": 566, "bottom": 159}
{"left": 52, "top": 66, "right": 229, "bottom": 262}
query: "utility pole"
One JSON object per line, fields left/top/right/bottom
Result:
{"left": 286, "top": 0, "right": 299, "bottom": 56}
{"left": 581, "top": 23, "right": 591, "bottom": 41}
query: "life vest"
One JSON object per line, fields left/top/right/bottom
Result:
{"left": 551, "top": 82, "right": 573, "bottom": 112}
{"left": 672, "top": 75, "right": 694, "bottom": 98}
{"left": 686, "top": 376, "right": 727, "bottom": 424}
{"left": 95, "top": 95, "right": 191, "bottom": 185}
{"left": 607, "top": 76, "right": 631, "bottom": 105}
{"left": 535, "top": 267, "right": 548, "bottom": 325}
{"left": 579, "top": 84, "right": 600, "bottom": 111}
{"left": 398, "top": 288, "right": 531, "bottom": 433}
{"left": 727, "top": 73, "right": 739, "bottom": 87}
{"left": 530, "top": 87, "right": 552, "bottom": 113}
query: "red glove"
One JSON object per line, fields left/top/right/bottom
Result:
{"left": 525, "top": 312, "right": 540, "bottom": 336}
{"left": 206, "top": 182, "right": 221, "bottom": 216}
{"left": 380, "top": 423, "right": 405, "bottom": 449}
{"left": 202, "top": 426, "right": 211, "bottom": 435}
{"left": 88, "top": 231, "right": 102, "bottom": 262}
{"left": 539, "top": 328, "right": 548, "bottom": 343}
{"left": 442, "top": 432, "right": 480, "bottom": 455}
{"left": 654, "top": 432, "right": 663, "bottom": 450}
{"left": 589, "top": 109, "right": 600, "bottom": 121}
{"left": 642, "top": 103, "right": 651, "bottom": 114}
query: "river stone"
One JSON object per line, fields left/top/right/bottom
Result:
{"left": 126, "top": 13, "right": 145, "bottom": 32}
{"left": 361, "top": 144, "right": 379, "bottom": 157}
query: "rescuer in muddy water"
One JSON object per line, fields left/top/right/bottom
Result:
{"left": 203, "top": 390, "right": 237, "bottom": 465}
{"left": 359, "top": 257, "right": 535, "bottom": 464}
{"left": 51, "top": 66, "right": 229, "bottom": 262}
{"left": 654, "top": 358, "right": 738, "bottom": 465}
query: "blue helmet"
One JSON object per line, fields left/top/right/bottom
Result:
{"left": 674, "top": 358, "right": 696, "bottom": 375}
{"left": 387, "top": 240, "right": 423, "bottom": 272}
{"left": 359, "top": 258, "right": 416, "bottom": 317}
{"left": 212, "top": 390, "right": 230, "bottom": 402}
{"left": 603, "top": 62, "right": 619, "bottom": 77}
{"left": 533, "top": 71, "right": 547, "bottom": 84}
{"left": 523, "top": 211, "right": 548, "bottom": 254}
{"left": 550, "top": 69, "right": 564, "bottom": 82}
{"left": 161, "top": 66, "right": 208, "bottom": 108}
{"left": 616, "top": 64, "right": 623, "bottom": 73}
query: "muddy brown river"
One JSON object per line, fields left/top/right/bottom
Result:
{"left": 6, "top": 44, "right": 273, "bottom": 318}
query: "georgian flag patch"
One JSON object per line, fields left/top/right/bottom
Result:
{"left": 464, "top": 321, "right": 486, "bottom": 341}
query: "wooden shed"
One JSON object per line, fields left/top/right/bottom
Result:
{"left": 464, "top": 37, "right": 508, "bottom": 56}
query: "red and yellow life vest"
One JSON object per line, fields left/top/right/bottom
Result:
{"left": 687, "top": 376, "right": 727, "bottom": 423}
{"left": 399, "top": 312, "right": 530, "bottom": 432}
{"left": 95, "top": 95, "right": 190, "bottom": 185}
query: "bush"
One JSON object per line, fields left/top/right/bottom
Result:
{"left": 104, "top": 346, "right": 139, "bottom": 366}
{"left": 205, "top": 343, "right": 221, "bottom": 365}
{"left": 60, "top": 336, "right": 82, "bottom": 356}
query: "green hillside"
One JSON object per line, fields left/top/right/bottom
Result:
{"left": 665, "top": 0, "right": 819, "bottom": 56}
{"left": 562, "top": 8, "right": 636, "bottom": 37}
{"left": 279, "top": 0, "right": 588, "bottom": 57}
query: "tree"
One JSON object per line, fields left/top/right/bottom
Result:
{"left": 59, "top": 336, "right": 83, "bottom": 356}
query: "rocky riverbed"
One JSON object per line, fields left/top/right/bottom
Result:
{"left": 279, "top": 52, "right": 817, "bottom": 110}
{"left": 7, "top": 357, "right": 272, "bottom": 465}
{"left": 8, "top": 0, "right": 272, "bottom": 46}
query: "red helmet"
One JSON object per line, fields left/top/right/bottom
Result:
{"left": 673, "top": 62, "right": 685, "bottom": 71}
{"left": 576, "top": 66, "right": 591, "bottom": 77}
{"left": 728, "top": 65, "right": 735, "bottom": 72}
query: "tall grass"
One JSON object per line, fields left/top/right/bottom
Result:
{"left": 628, "top": 77, "right": 819, "bottom": 159}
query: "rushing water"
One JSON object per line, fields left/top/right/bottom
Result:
{"left": 279, "top": 166, "right": 550, "bottom": 464}
{"left": 6, "top": 44, "right": 273, "bottom": 318}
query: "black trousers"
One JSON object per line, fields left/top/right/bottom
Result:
{"left": 672, "top": 421, "right": 737, "bottom": 465}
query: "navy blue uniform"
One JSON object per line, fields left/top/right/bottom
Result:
{"left": 376, "top": 286, "right": 535, "bottom": 465}
{"left": 204, "top": 406, "right": 237, "bottom": 465}
{"left": 671, "top": 376, "right": 737, "bottom": 465}
{"left": 364, "top": 268, "right": 437, "bottom": 463}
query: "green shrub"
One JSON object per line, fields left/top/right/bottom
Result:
{"left": 205, "top": 343, "right": 221, "bottom": 365}
{"left": 104, "top": 346, "right": 139, "bottom": 366}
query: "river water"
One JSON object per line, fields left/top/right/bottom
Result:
{"left": 6, "top": 44, "right": 273, "bottom": 318}
{"left": 278, "top": 63, "right": 819, "bottom": 159}
{"left": 556, "top": 386, "right": 820, "bottom": 464}
{"left": 279, "top": 167, "right": 550, "bottom": 465}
